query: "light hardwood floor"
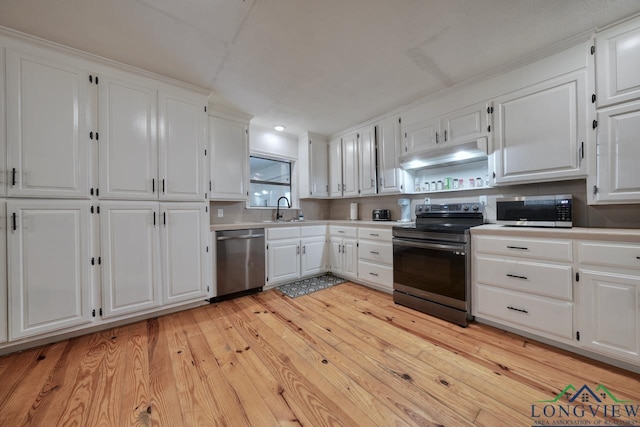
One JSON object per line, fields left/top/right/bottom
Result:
{"left": 0, "top": 282, "right": 639, "bottom": 426}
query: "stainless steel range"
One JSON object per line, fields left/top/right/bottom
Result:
{"left": 392, "top": 203, "right": 484, "bottom": 327}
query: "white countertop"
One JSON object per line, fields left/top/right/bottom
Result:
{"left": 210, "top": 219, "right": 413, "bottom": 232}
{"left": 471, "top": 224, "right": 640, "bottom": 243}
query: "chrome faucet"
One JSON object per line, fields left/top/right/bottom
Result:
{"left": 276, "top": 196, "right": 291, "bottom": 220}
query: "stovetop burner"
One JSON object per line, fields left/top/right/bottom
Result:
{"left": 393, "top": 203, "right": 485, "bottom": 235}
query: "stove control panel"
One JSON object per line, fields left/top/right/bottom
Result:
{"left": 416, "top": 203, "right": 484, "bottom": 214}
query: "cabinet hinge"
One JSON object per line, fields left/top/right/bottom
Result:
{"left": 591, "top": 94, "right": 596, "bottom": 103}
{"left": 204, "top": 106, "right": 207, "bottom": 112}
{"left": 592, "top": 120, "right": 598, "bottom": 129}
{"left": 487, "top": 125, "right": 491, "bottom": 133}
{"left": 576, "top": 272, "right": 580, "bottom": 282}
{"left": 576, "top": 331, "right": 581, "bottom": 341}
{"left": 593, "top": 185, "right": 598, "bottom": 195}
{"left": 92, "top": 309, "right": 96, "bottom": 317}
{"left": 590, "top": 45, "right": 595, "bottom": 55}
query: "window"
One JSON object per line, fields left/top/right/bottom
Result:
{"left": 249, "top": 156, "right": 291, "bottom": 207}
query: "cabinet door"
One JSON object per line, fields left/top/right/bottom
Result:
{"left": 329, "top": 237, "right": 343, "bottom": 274}
{"left": 301, "top": 236, "right": 326, "bottom": 277}
{"left": 8, "top": 201, "right": 91, "bottom": 340}
{"left": 6, "top": 48, "right": 89, "bottom": 198}
{"left": 0, "top": 47, "right": 6, "bottom": 198}
{"left": 158, "top": 91, "right": 207, "bottom": 201}
{"left": 592, "top": 100, "right": 640, "bottom": 203}
{"left": 440, "top": 102, "right": 489, "bottom": 146}
{"left": 358, "top": 126, "right": 377, "bottom": 196}
{"left": 402, "top": 117, "right": 438, "bottom": 155}
{"left": 310, "top": 138, "right": 329, "bottom": 197}
{"left": 209, "top": 116, "right": 247, "bottom": 200}
{"left": 493, "top": 71, "right": 587, "bottom": 184}
{"left": 160, "top": 203, "right": 209, "bottom": 304}
{"left": 342, "top": 132, "right": 359, "bottom": 197}
{"left": 342, "top": 238, "right": 358, "bottom": 278}
{"left": 328, "top": 138, "right": 343, "bottom": 197}
{"left": 99, "top": 75, "right": 158, "bottom": 200}
{"left": 267, "top": 239, "right": 300, "bottom": 284}
{"left": 377, "top": 116, "right": 403, "bottom": 194}
{"left": 580, "top": 270, "right": 640, "bottom": 364}
{"left": 596, "top": 16, "right": 640, "bottom": 108}
{"left": 101, "top": 202, "right": 161, "bottom": 318}
{"left": 0, "top": 202, "right": 7, "bottom": 342}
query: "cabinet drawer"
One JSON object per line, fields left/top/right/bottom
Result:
{"left": 475, "top": 284, "right": 573, "bottom": 340}
{"left": 358, "top": 227, "right": 392, "bottom": 242}
{"left": 358, "top": 261, "right": 393, "bottom": 287}
{"left": 330, "top": 226, "right": 357, "bottom": 238}
{"left": 578, "top": 241, "right": 640, "bottom": 271}
{"left": 359, "top": 240, "right": 393, "bottom": 264}
{"left": 475, "top": 256, "right": 572, "bottom": 300}
{"left": 267, "top": 227, "right": 300, "bottom": 240}
{"left": 473, "top": 235, "right": 572, "bottom": 262}
{"left": 300, "top": 225, "right": 327, "bottom": 238}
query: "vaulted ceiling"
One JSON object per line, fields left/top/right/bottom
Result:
{"left": 2, "top": 0, "right": 640, "bottom": 137}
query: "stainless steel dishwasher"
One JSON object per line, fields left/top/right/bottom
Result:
{"left": 214, "top": 228, "right": 265, "bottom": 300}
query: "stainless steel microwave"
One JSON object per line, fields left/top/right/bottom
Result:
{"left": 496, "top": 195, "right": 572, "bottom": 228}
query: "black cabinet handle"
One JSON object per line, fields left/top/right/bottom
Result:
{"left": 507, "top": 274, "right": 528, "bottom": 280}
{"left": 507, "top": 306, "right": 528, "bottom": 314}
{"left": 12, "top": 212, "right": 16, "bottom": 231}
{"left": 12, "top": 168, "right": 16, "bottom": 186}
{"left": 162, "top": 179, "right": 165, "bottom": 193}
{"left": 163, "top": 212, "right": 166, "bottom": 226}
{"left": 506, "top": 246, "right": 528, "bottom": 250}
{"left": 369, "top": 272, "right": 379, "bottom": 277}
{"left": 153, "top": 212, "right": 156, "bottom": 227}
{"left": 152, "top": 178, "right": 155, "bottom": 193}
{"left": 370, "top": 251, "right": 380, "bottom": 255}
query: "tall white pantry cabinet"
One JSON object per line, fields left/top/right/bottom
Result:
{"left": 0, "top": 31, "right": 211, "bottom": 348}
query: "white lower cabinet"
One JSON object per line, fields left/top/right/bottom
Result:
{"left": 357, "top": 227, "right": 393, "bottom": 293}
{"left": 329, "top": 226, "right": 357, "bottom": 280}
{"left": 100, "top": 202, "right": 161, "bottom": 319}
{"left": 266, "top": 226, "right": 327, "bottom": 286}
{"left": 0, "top": 201, "right": 6, "bottom": 343}
{"left": 7, "top": 200, "right": 91, "bottom": 340}
{"left": 160, "top": 203, "right": 210, "bottom": 305}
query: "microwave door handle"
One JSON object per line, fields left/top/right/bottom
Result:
{"left": 393, "top": 238, "right": 464, "bottom": 253}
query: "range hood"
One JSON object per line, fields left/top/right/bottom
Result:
{"left": 399, "top": 138, "right": 488, "bottom": 170}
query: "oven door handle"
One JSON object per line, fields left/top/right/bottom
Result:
{"left": 393, "top": 238, "right": 465, "bottom": 253}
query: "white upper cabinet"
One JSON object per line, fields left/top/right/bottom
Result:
{"left": 6, "top": 47, "right": 89, "bottom": 198}
{"left": 590, "top": 99, "right": 640, "bottom": 203}
{"left": 160, "top": 203, "right": 209, "bottom": 304}
{"left": 0, "top": 202, "right": 7, "bottom": 343}
{"left": 7, "top": 200, "right": 91, "bottom": 339}
{"left": 209, "top": 115, "right": 248, "bottom": 200}
{"left": 493, "top": 70, "right": 588, "bottom": 184}
{"left": 402, "top": 116, "right": 438, "bottom": 155}
{"left": 341, "top": 132, "right": 359, "bottom": 197}
{"left": 158, "top": 91, "right": 207, "bottom": 201}
{"left": 328, "top": 138, "right": 343, "bottom": 197}
{"left": 596, "top": 16, "right": 640, "bottom": 108}
{"left": 298, "top": 132, "right": 329, "bottom": 198}
{"left": 357, "top": 125, "right": 377, "bottom": 196}
{"left": 100, "top": 202, "right": 161, "bottom": 319}
{"left": 377, "top": 116, "right": 404, "bottom": 194}
{"left": 99, "top": 75, "right": 158, "bottom": 200}
{"left": 0, "top": 47, "right": 6, "bottom": 198}
{"left": 440, "top": 102, "right": 490, "bottom": 146}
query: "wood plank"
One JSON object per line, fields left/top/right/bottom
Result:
{"left": 0, "top": 283, "right": 638, "bottom": 427}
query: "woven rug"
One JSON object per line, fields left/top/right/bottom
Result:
{"left": 275, "top": 274, "right": 346, "bottom": 298}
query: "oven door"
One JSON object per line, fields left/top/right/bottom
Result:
{"left": 393, "top": 237, "right": 468, "bottom": 310}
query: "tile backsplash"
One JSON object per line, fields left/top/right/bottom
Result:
{"left": 210, "top": 179, "right": 640, "bottom": 229}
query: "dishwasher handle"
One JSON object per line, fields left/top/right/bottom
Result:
{"left": 217, "top": 233, "right": 265, "bottom": 241}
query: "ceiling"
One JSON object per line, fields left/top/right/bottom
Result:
{"left": 2, "top": 0, "right": 640, "bottom": 138}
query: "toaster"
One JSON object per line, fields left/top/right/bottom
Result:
{"left": 372, "top": 209, "right": 391, "bottom": 221}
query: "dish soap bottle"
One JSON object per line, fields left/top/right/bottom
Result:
{"left": 298, "top": 209, "right": 304, "bottom": 221}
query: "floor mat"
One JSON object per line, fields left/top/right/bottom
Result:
{"left": 275, "top": 274, "right": 346, "bottom": 298}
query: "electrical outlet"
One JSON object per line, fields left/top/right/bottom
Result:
{"left": 479, "top": 195, "right": 487, "bottom": 205}
{"left": 217, "top": 209, "right": 224, "bottom": 218}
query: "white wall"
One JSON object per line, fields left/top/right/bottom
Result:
{"left": 249, "top": 125, "right": 298, "bottom": 160}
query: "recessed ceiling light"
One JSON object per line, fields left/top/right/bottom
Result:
{"left": 274, "top": 125, "right": 285, "bottom": 132}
